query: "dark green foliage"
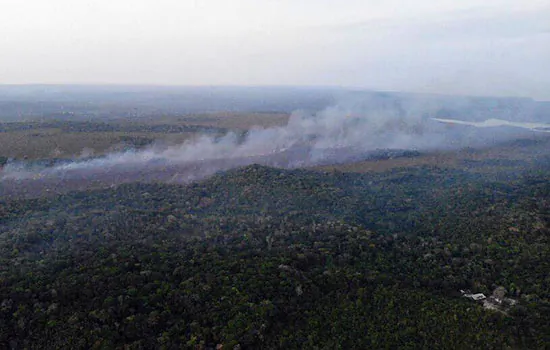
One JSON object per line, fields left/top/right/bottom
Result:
{"left": 0, "top": 162, "right": 549, "bottom": 349}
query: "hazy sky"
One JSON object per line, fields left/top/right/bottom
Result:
{"left": 1, "top": 0, "right": 549, "bottom": 99}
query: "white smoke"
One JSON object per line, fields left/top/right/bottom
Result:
{"left": 0, "top": 94, "right": 532, "bottom": 186}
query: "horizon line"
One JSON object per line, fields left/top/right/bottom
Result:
{"left": 0, "top": 83, "right": 542, "bottom": 102}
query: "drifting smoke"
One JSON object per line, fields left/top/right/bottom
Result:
{"left": 0, "top": 94, "right": 542, "bottom": 195}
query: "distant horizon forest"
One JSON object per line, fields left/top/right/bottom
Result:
{"left": 0, "top": 86, "right": 549, "bottom": 122}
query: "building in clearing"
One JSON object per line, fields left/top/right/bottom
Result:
{"left": 460, "top": 290, "right": 487, "bottom": 301}
{"left": 470, "top": 293, "right": 486, "bottom": 301}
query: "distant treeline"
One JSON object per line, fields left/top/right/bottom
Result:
{"left": 0, "top": 120, "right": 228, "bottom": 134}
{"left": 0, "top": 86, "right": 549, "bottom": 122}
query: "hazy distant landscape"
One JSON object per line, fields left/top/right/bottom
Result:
{"left": 1, "top": 85, "right": 549, "bottom": 122}
{"left": 1, "top": 86, "right": 548, "bottom": 197}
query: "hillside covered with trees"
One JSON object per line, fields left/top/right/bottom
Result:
{"left": 1, "top": 157, "right": 549, "bottom": 349}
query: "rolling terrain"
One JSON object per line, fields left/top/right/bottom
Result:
{"left": 0, "top": 88, "right": 549, "bottom": 349}
{"left": 1, "top": 153, "right": 549, "bottom": 348}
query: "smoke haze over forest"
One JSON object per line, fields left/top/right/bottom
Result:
{"left": 1, "top": 87, "right": 548, "bottom": 189}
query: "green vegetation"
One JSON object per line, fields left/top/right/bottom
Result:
{"left": 1, "top": 160, "right": 549, "bottom": 349}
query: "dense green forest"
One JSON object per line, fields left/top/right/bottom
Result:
{"left": 1, "top": 161, "right": 549, "bottom": 349}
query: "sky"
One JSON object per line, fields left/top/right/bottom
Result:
{"left": 0, "top": 0, "right": 549, "bottom": 100}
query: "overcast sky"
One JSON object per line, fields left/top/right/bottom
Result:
{"left": 1, "top": 0, "right": 549, "bottom": 99}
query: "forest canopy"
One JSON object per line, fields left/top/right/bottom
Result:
{"left": 1, "top": 158, "right": 549, "bottom": 349}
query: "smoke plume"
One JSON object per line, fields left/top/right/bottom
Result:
{"left": 0, "top": 94, "right": 542, "bottom": 196}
